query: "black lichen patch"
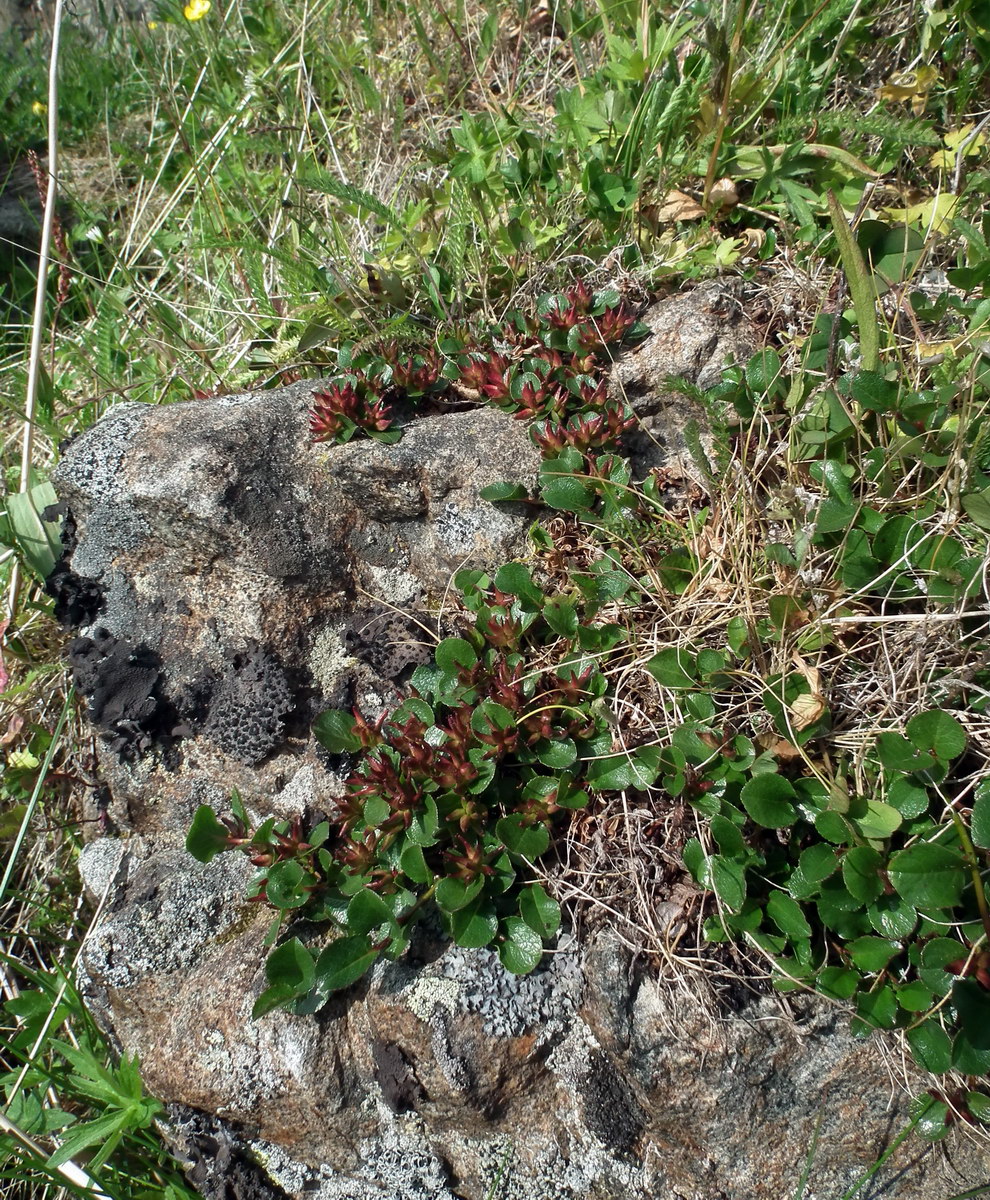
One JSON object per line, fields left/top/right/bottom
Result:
{"left": 372, "top": 1037, "right": 426, "bottom": 1114}
{"left": 68, "top": 629, "right": 177, "bottom": 761}
{"left": 580, "top": 1050, "right": 645, "bottom": 1156}
{"left": 46, "top": 561, "right": 105, "bottom": 628}
{"left": 42, "top": 503, "right": 106, "bottom": 628}
{"left": 203, "top": 642, "right": 294, "bottom": 765}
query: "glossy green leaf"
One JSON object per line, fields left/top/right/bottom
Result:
{"left": 888, "top": 843, "right": 967, "bottom": 909}
{"left": 740, "top": 774, "right": 798, "bottom": 828}
{"left": 842, "top": 846, "right": 884, "bottom": 904}
{"left": 905, "top": 710, "right": 966, "bottom": 762}
{"left": 479, "top": 481, "right": 529, "bottom": 502}
{"left": 518, "top": 883, "right": 561, "bottom": 939}
{"left": 449, "top": 895, "right": 499, "bottom": 948}
{"left": 313, "top": 935, "right": 380, "bottom": 994}
{"left": 435, "top": 874, "right": 485, "bottom": 913}
{"left": 496, "top": 815, "right": 550, "bottom": 860}
{"left": 498, "top": 917, "right": 544, "bottom": 974}
{"left": 766, "top": 891, "right": 812, "bottom": 939}
{"left": 848, "top": 936, "right": 900, "bottom": 972}
{"left": 186, "top": 805, "right": 232, "bottom": 863}
{"left": 907, "top": 1020, "right": 953, "bottom": 1074}
{"left": 313, "top": 709, "right": 362, "bottom": 753}
{"left": 646, "top": 648, "right": 698, "bottom": 688}
{"left": 346, "top": 889, "right": 394, "bottom": 935}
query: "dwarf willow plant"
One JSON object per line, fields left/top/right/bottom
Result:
{"left": 186, "top": 273, "right": 990, "bottom": 1138}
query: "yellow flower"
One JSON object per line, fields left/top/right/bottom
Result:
{"left": 147, "top": 19, "right": 158, "bottom": 28}
{"left": 183, "top": 0, "right": 210, "bottom": 20}
{"left": 32, "top": 100, "right": 47, "bottom": 116}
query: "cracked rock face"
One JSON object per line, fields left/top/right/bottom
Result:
{"left": 55, "top": 285, "right": 989, "bottom": 1198}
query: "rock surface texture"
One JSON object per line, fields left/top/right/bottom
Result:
{"left": 55, "top": 284, "right": 989, "bottom": 1198}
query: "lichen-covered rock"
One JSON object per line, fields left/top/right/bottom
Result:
{"left": 58, "top": 286, "right": 990, "bottom": 1199}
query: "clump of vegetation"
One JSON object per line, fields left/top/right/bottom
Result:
{"left": 5, "top": 0, "right": 990, "bottom": 1190}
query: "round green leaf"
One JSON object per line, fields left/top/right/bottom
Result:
{"left": 541, "top": 473, "right": 595, "bottom": 512}
{"left": 496, "top": 815, "right": 550, "bottom": 860}
{"left": 544, "top": 599, "right": 579, "bottom": 638}
{"left": 449, "top": 896, "right": 499, "bottom": 948}
{"left": 646, "top": 648, "right": 698, "bottom": 688}
{"left": 888, "top": 843, "right": 967, "bottom": 909}
{"left": 895, "top": 980, "right": 933, "bottom": 1012}
{"left": 842, "top": 846, "right": 884, "bottom": 904}
{"left": 867, "top": 894, "right": 917, "bottom": 939}
{"left": 435, "top": 874, "right": 484, "bottom": 913}
{"left": 518, "top": 883, "right": 560, "bottom": 939}
{"left": 886, "top": 777, "right": 930, "bottom": 819}
{"left": 848, "top": 936, "right": 900, "bottom": 972}
{"left": 265, "top": 860, "right": 312, "bottom": 910}
{"left": 905, "top": 710, "right": 966, "bottom": 761}
{"left": 919, "top": 938, "right": 966, "bottom": 997}
{"left": 346, "top": 889, "right": 394, "bottom": 935}
{"left": 436, "top": 638, "right": 478, "bottom": 674}
{"left": 740, "top": 774, "right": 798, "bottom": 828}
{"left": 498, "top": 917, "right": 544, "bottom": 975}
{"left": 535, "top": 737, "right": 578, "bottom": 769}
{"left": 799, "top": 844, "right": 838, "bottom": 883}
{"left": 851, "top": 799, "right": 902, "bottom": 840}
{"left": 816, "top": 966, "right": 859, "bottom": 1001}
{"left": 906, "top": 1020, "right": 952, "bottom": 1074}
{"left": 972, "top": 779, "right": 990, "bottom": 850}
{"left": 852, "top": 985, "right": 898, "bottom": 1033}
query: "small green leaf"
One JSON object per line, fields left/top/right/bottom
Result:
{"left": 480, "top": 481, "right": 529, "bottom": 502}
{"left": 496, "top": 815, "right": 550, "bottom": 860}
{"left": 265, "top": 860, "right": 313, "bottom": 909}
{"left": 535, "top": 737, "right": 578, "bottom": 769}
{"left": 848, "top": 936, "right": 900, "bottom": 972}
{"left": 435, "top": 875, "right": 484, "bottom": 913}
{"left": 907, "top": 1020, "right": 953, "bottom": 1074}
{"left": 842, "top": 846, "right": 884, "bottom": 904}
{"left": 518, "top": 883, "right": 560, "bottom": 939}
{"left": 905, "top": 710, "right": 966, "bottom": 762}
{"left": 972, "top": 779, "right": 990, "bottom": 850}
{"left": 399, "top": 842, "right": 432, "bottom": 885}
{"left": 541, "top": 473, "right": 595, "bottom": 512}
{"left": 886, "top": 777, "right": 930, "bottom": 819}
{"left": 868, "top": 894, "right": 917, "bottom": 940}
{"left": 346, "top": 889, "right": 394, "bottom": 935}
{"left": 498, "top": 917, "right": 544, "bottom": 974}
{"left": 740, "top": 774, "right": 798, "bottom": 828}
{"left": 888, "top": 843, "right": 967, "bottom": 909}
{"left": 919, "top": 938, "right": 965, "bottom": 997}
{"left": 646, "top": 648, "right": 698, "bottom": 688}
{"left": 363, "top": 794, "right": 391, "bottom": 827}
{"left": 852, "top": 985, "right": 898, "bottom": 1033}
{"left": 264, "top": 937, "right": 315, "bottom": 993}
{"left": 494, "top": 561, "right": 545, "bottom": 608}
{"left": 186, "top": 805, "right": 232, "bottom": 863}
{"left": 436, "top": 637, "right": 478, "bottom": 674}
{"left": 313, "top": 709, "right": 362, "bottom": 753}
{"left": 709, "top": 854, "right": 746, "bottom": 911}
{"left": 766, "top": 892, "right": 812, "bottom": 939}
{"left": 313, "top": 935, "right": 380, "bottom": 994}
{"left": 449, "top": 895, "right": 499, "bottom": 948}
{"left": 799, "top": 844, "right": 838, "bottom": 883}
{"left": 851, "top": 799, "right": 902, "bottom": 840}
{"left": 816, "top": 966, "right": 859, "bottom": 1000}
{"left": 544, "top": 599, "right": 579, "bottom": 638}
